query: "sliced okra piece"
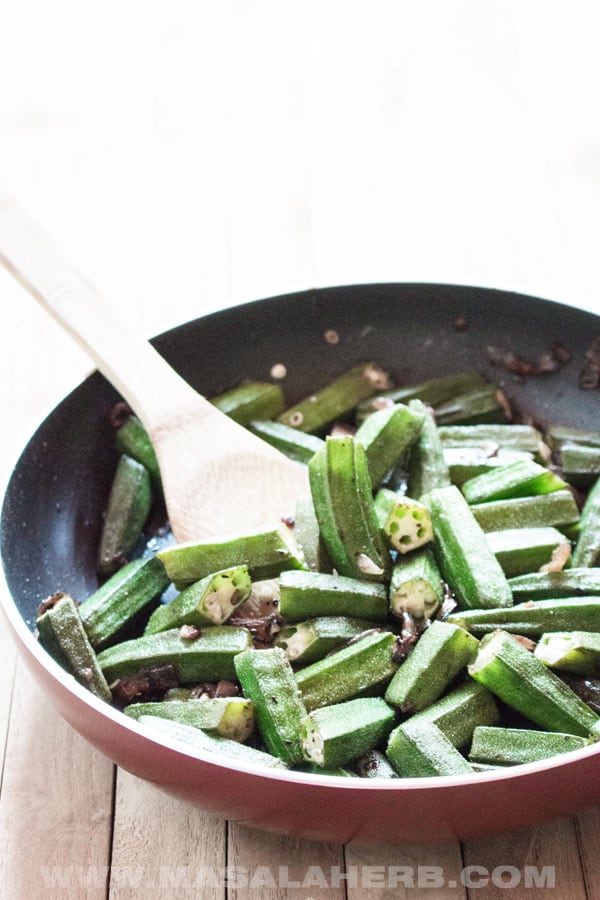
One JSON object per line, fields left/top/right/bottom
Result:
{"left": 124, "top": 697, "right": 254, "bottom": 741}
{"left": 79, "top": 556, "right": 170, "bottom": 650}
{"left": 485, "top": 526, "right": 571, "bottom": 578}
{"left": 295, "top": 630, "right": 399, "bottom": 711}
{"left": 509, "top": 568, "right": 600, "bottom": 602}
{"left": 559, "top": 443, "right": 600, "bottom": 489}
{"left": 547, "top": 426, "right": 600, "bottom": 452}
{"left": 384, "top": 621, "right": 479, "bottom": 713}
{"left": 293, "top": 496, "right": 333, "bottom": 573}
{"left": 308, "top": 436, "right": 390, "bottom": 583}
{"left": 278, "top": 570, "right": 388, "bottom": 623}
{"left": 97, "top": 625, "right": 252, "bottom": 683}
{"left": 354, "top": 402, "right": 425, "bottom": 487}
{"left": 468, "top": 629, "right": 600, "bottom": 737}
{"left": 388, "top": 548, "right": 444, "bottom": 622}
{"left": 433, "top": 385, "right": 510, "bottom": 426}
{"left": 386, "top": 719, "right": 474, "bottom": 777}
{"left": 446, "top": 597, "right": 600, "bottom": 639}
{"left": 137, "top": 715, "right": 287, "bottom": 769}
{"left": 249, "top": 419, "right": 325, "bottom": 464}
{"left": 461, "top": 459, "right": 567, "bottom": 506}
{"left": 357, "top": 372, "right": 489, "bottom": 420}
{"left": 300, "top": 697, "right": 395, "bottom": 769}
{"left": 572, "top": 476, "right": 600, "bottom": 568}
{"left": 444, "top": 447, "right": 533, "bottom": 487}
{"left": 374, "top": 489, "right": 434, "bottom": 555}
{"left": 471, "top": 490, "right": 580, "bottom": 534}
{"left": 534, "top": 631, "right": 600, "bottom": 676}
{"left": 438, "top": 423, "right": 544, "bottom": 455}
{"left": 423, "top": 485, "right": 513, "bottom": 609}
{"left": 469, "top": 725, "right": 592, "bottom": 766}
{"left": 410, "top": 681, "right": 499, "bottom": 750}
{"left": 274, "top": 616, "right": 377, "bottom": 666}
{"left": 234, "top": 647, "right": 307, "bottom": 766}
{"left": 144, "top": 566, "right": 251, "bottom": 634}
{"left": 211, "top": 381, "right": 285, "bottom": 425}
{"left": 115, "top": 415, "right": 162, "bottom": 493}
{"left": 97, "top": 454, "right": 152, "bottom": 578}
{"left": 36, "top": 593, "right": 112, "bottom": 702}
{"left": 355, "top": 749, "right": 399, "bottom": 778}
{"left": 406, "top": 400, "right": 451, "bottom": 499}
{"left": 157, "top": 523, "right": 306, "bottom": 586}
{"left": 277, "top": 362, "right": 391, "bottom": 434}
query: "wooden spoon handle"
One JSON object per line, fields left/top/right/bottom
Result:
{"left": 0, "top": 196, "right": 208, "bottom": 430}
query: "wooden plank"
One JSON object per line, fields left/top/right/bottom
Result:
{"left": 575, "top": 805, "right": 600, "bottom": 900}
{"left": 228, "top": 823, "right": 345, "bottom": 900}
{"left": 0, "top": 661, "right": 114, "bottom": 899}
{"left": 346, "top": 841, "right": 467, "bottom": 900}
{"left": 0, "top": 626, "right": 16, "bottom": 775}
{"left": 108, "top": 768, "right": 226, "bottom": 899}
{"left": 462, "top": 818, "right": 587, "bottom": 898}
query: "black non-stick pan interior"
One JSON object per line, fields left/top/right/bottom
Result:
{"left": 2, "top": 283, "right": 598, "bottom": 631}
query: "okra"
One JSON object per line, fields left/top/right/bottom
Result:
{"left": 461, "top": 459, "right": 567, "bottom": 506}
{"left": 300, "top": 697, "right": 395, "bottom": 769}
{"left": 277, "top": 362, "right": 391, "bottom": 433}
{"left": 357, "top": 372, "right": 489, "bottom": 419}
{"left": 234, "top": 647, "right": 307, "bottom": 766}
{"left": 211, "top": 381, "right": 285, "bottom": 425}
{"left": 534, "top": 632, "right": 600, "bottom": 676}
{"left": 115, "top": 415, "right": 162, "bottom": 492}
{"left": 471, "top": 490, "right": 580, "bottom": 534}
{"left": 374, "top": 490, "right": 434, "bottom": 555}
{"left": 97, "top": 625, "right": 252, "bottom": 683}
{"left": 157, "top": 523, "right": 306, "bottom": 586}
{"left": 124, "top": 697, "right": 254, "bottom": 741}
{"left": 278, "top": 570, "right": 388, "bottom": 622}
{"left": 485, "top": 526, "right": 571, "bottom": 578}
{"left": 447, "top": 597, "right": 600, "bottom": 639}
{"left": 386, "top": 719, "right": 474, "bottom": 777}
{"left": 547, "top": 426, "right": 600, "bottom": 452}
{"left": 355, "top": 749, "right": 399, "bottom": 778}
{"left": 144, "top": 566, "right": 251, "bottom": 633}
{"left": 406, "top": 400, "right": 451, "bottom": 499}
{"left": 293, "top": 496, "right": 333, "bottom": 573}
{"left": 79, "top": 556, "right": 170, "bottom": 650}
{"left": 508, "top": 568, "right": 600, "bottom": 602}
{"left": 559, "top": 443, "right": 600, "bottom": 489}
{"left": 249, "top": 419, "right": 325, "bottom": 464}
{"left": 308, "top": 437, "right": 390, "bottom": 582}
{"left": 572, "top": 476, "right": 600, "bottom": 568}
{"left": 97, "top": 454, "right": 152, "bottom": 578}
{"left": 468, "top": 629, "right": 600, "bottom": 737}
{"left": 468, "top": 725, "right": 591, "bottom": 766}
{"left": 438, "top": 424, "right": 544, "bottom": 455}
{"left": 354, "top": 403, "right": 425, "bottom": 487}
{"left": 384, "top": 621, "right": 479, "bottom": 713}
{"left": 434, "top": 385, "right": 510, "bottom": 426}
{"left": 410, "top": 680, "right": 499, "bottom": 750}
{"left": 274, "top": 616, "right": 376, "bottom": 665}
{"left": 388, "top": 548, "right": 444, "bottom": 621}
{"left": 444, "top": 448, "right": 534, "bottom": 487}
{"left": 137, "top": 715, "right": 287, "bottom": 768}
{"left": 295, "top": 630, "right": 399, "bottom": 711}
{"left": 37, "top": 593, "right": 112, "bottom": 702}
{"left": 423, "top": 485, "right": 513, "bottom": 609}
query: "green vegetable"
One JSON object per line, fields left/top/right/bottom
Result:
{"left": 274, "top": 616, "right": 376, "bottom": 665}
{"left": 144, "top": 566, "right": 251, "bottom": 633}
{"left": 97, "top": 454, "right": 152, "bottom": 578}
{"left": 249, "top": 420, "right": 325, "bottom": 464}
{"left": 388, "top": 548, "right": 444, "bottom": 621}
{"left": 211, "top": 381, "right": 285, "bottom": 425}
{"left": 124, "top": 697, "right": 254, "bottom": 741}
{"left": 424, "top": 485, "right": 513, "bottom": 609}
{"left": 115, "top": 415, "right": 162, "bottom": 492}
{"left": 409, "top": 680, "right": 499, "bottom": 749}
{"left": 374, "top": 490, "right": 434, "bottom": 555}
{"left": 278, "top": 570, "right": 388, "bottom": 623}
{"left": 485, "top": 526, "right": 571, "bottom": 577}
{"left": 301, "top": 697, "right": 395, "bottom": 768}
{"left": 461, "top": 459, "right": 567, "bottom": 506}
{"left": 470, "top": 490, "right": 580, "bottom": 533}
{"left": 572, "top": 477, "right": 600, "bottom": 568}
{"left": 386, "top": 719, "right": 474, "bottom": 777}
{"left": 534, "top": 631, "right": 600, "bottom": 676}
{"left": 468, "top": 725, "right": 591, "bottom": 766}
{"left": 406, "top": 400, "right": 451, "bottom": 499}
{"left": 354, "top": 403, "right": 425, "bottom": 487}
{"left": 447, "top": 597, "right": 600, "bottom": 639}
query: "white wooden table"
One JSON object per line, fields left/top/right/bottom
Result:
{"left": 1, "top": 2, "right": 600, "bottom": 896}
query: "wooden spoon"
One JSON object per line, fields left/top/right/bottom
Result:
{"left": 0, "top": 198, "right": 309, "bottom": 542}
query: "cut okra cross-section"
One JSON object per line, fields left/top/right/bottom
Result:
{"left": 144, "top": 566, "right": 252, "bottom": 633}
{"left": 374, "top": 489, "right": 434, "bottom": 555}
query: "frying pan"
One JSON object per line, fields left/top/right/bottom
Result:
{"left": 2, "top": 282, "right": 600, "bottom": 844}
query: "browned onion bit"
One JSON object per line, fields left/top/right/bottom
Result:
{"left": 37, "top": 591, "right": 71, "bottom": 618}
{"left": 109, "top": 401, "right": 132, "bottom": 429}
{"left": 579, "top": 335, "right": 600, "bottom": 389}
{"left": 487, "top": 342, "right": 573, "bottom": 378}
{"left": 110, "top": 664, "right": 178, "bottom": 707}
